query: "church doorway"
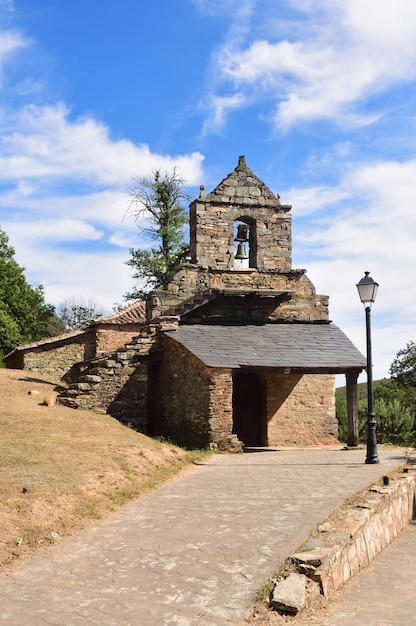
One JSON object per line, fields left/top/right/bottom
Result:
{"left": 232, "top": 371, "right": 266, "bottom": 447}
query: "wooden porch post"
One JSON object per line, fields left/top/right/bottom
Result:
{"left": 346, "top": 370, "right": 360, "bottom": 447}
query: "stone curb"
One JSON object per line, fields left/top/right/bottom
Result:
{"left": 270, "top": 466, "right": 416, "bottom": 615}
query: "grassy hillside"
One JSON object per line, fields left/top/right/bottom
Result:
{"left": 0, "top": 369, "right": 209, "bottom": 573}
{"left": 336, "top": 377, "right": 393, "bottom": 400}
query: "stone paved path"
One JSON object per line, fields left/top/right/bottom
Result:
{"left": 0, "top": 448, "right": 406, "bottom": 626}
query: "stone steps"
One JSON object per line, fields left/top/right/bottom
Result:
{"left": 58, "top": 334, "right": 152, "bottom": 427}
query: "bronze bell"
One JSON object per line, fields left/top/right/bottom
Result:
{"left": 235, "top": 223, "right": 249, "bottom": 241}
{"left": 235, "top": 242, "right": 249, "bottom": 259}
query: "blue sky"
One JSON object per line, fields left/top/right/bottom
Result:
{"left": 1, "top": 0, "right": 416, "bottom": 381}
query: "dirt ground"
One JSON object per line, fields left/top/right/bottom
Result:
{"left": 0, "top": 369, "right": 206, "bottom": 573}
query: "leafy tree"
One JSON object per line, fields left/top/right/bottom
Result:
{"left": 336, "top": 351, "right": 416, "bottom": 446}
{"left": 46, "top": 313, "right": 67, "bottom": 337}
{"left": 59, "top": 297, "right": 104, "bottom": 331}
{"left": 373, "top": 398, "right": 414, "bottom": 446}
{"left": 389, "top": 341, "right": 416, "bottom": 388}
{"left": 335, "top": 393, "right": 348, "bottom": 442}
{"left": 124, "top": 168, "right": 191, "bottom": 300}
{"left": 337, "top": 391, "right": 415, "bottom": 446}
{"left": 0, "top": 228, "right": 56, "bottom": 356}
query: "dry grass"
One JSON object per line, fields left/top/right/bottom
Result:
{"left": 0, "top": 369, "right": 209, "bottom": 573}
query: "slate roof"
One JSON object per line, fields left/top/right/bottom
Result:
{"left": 163, "top": 323, "right": 366, "bottom": 371}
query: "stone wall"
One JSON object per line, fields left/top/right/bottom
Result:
{"left": 148, "top": 266, "right": 329, "bottom": 323}
{"left": 190, "top": 199, "right": 292, "bottom": 271}
{"left": 263, "top": 372, "right": 338, "bottom": 446}
{"left": 151, "top": 338, "right": 337, "bottom": 450}
{"left": 58, "top": 329, "right": 156, "bottom": 430}
{"left": 151, "top": 337, "right": 212, "bottom": 448}
{"left": 18, "top": 157, "right": 348, "bottom": 453}
{"left": 19, "top": 334, "right": 95, "bottom": 381}
{"left": 208, "top": 369, "right": 242, "bottom": 452}
{"left": 151, "top": 339, "right": 243, "bottom": 451}
{"left": 6, "top": 325, "right": 144, "bottom": 385}
{"left": 49, "top": 323, "right": 338, "bottom": 451}
{"left": 94, "top": 326, "right": 142, "bottom": 355}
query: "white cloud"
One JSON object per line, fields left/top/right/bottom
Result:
{"left": 191, "top": 0, "right": 253, "bottom": 20}
{"left": 0, "top": 104, "right": 204, "bottom": 185}
{"left": 304, "top": 256, "right": 415, "bottom": 382}
{"left": 285, "top": 185, "right": 348, "bottom": 216}
{"left": 205, "top": 0, "right": 416, "bottom": 129}
{"left": 0, "top": 30, "right": 26, "bottom": 58}
{"left": 0, "top": 221, "right": 132, "bottom": 311}
{"left": 349, "top": 160, "right": 416, "bottom": 209}
{"left": 108, "top": 230, "right": 138, "bottom": 249}
{"left": 0, "top": 87, "right": 204, "bottom": 313}
{"left": 196, "top": 0, "right": 256, "bottom": 132}
{"left": 289, "top": 156, "right": 416, "bottom": 379}
{"left": 0, "top": 32, "right": 29, "bottom": 98}
{"left": 28, "top": 248, "right": 133, "bottom": 313}
{"left": 1, "top": 187, "right": 132, "bottom": 230}
{"left": 3, "top": 218, "right": 103, "bottom": 243}
{"left": 0, "top": 2, "right": 31, "bottom": 86}
{"left": 0, "top": 96, "right": 204, "bottom": 310}
{"left": 294, "top": 159, "right": 416, "bottom": 262}
{"left": 201, "top": 94, "right": 246, "bottom": 134}
{"left": 342, "top": 0, "right": 416, "bottom": 63}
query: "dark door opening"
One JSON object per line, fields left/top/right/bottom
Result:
{"left": 232, "top": 371, "right": 266, "bottom": 447}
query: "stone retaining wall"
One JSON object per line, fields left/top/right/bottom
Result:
{"left": 312, "top": 470, "right": 416, "bottom": 596}
{"left": 271, "top": 468, "right": 416, "bottom": 614}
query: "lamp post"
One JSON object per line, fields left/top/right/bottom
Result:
{"left": 356, "top": 271, "right": 379, "bottom": 464}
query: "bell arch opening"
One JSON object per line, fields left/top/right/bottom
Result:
{"left": 233, "top": 218, "right": 257, "bottom": 268}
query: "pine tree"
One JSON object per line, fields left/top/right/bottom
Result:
{"left": 124, "top": 169, "right": 190, "bottom": 300}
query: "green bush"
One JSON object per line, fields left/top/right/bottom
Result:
{"left": 336, "top": 381, "right": 416, "bottom": 447}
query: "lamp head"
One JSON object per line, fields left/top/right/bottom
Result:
{"left": 356, "top": 271, "right": 379, "bottom": 309}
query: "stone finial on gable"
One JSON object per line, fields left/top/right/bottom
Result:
{"left": 203, "top": 155, "right": 285, "bottom": 208}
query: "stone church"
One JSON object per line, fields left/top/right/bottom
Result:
{"left": 7, "top": 157, "right": 366, "bottom": 451}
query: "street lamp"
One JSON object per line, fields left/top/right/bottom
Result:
{"left": 356, "top": 271, "right": 379, "bottom": 464}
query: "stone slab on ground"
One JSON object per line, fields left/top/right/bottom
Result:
{"left": 270, "top": 573, "right": 320, "bottom": 614}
